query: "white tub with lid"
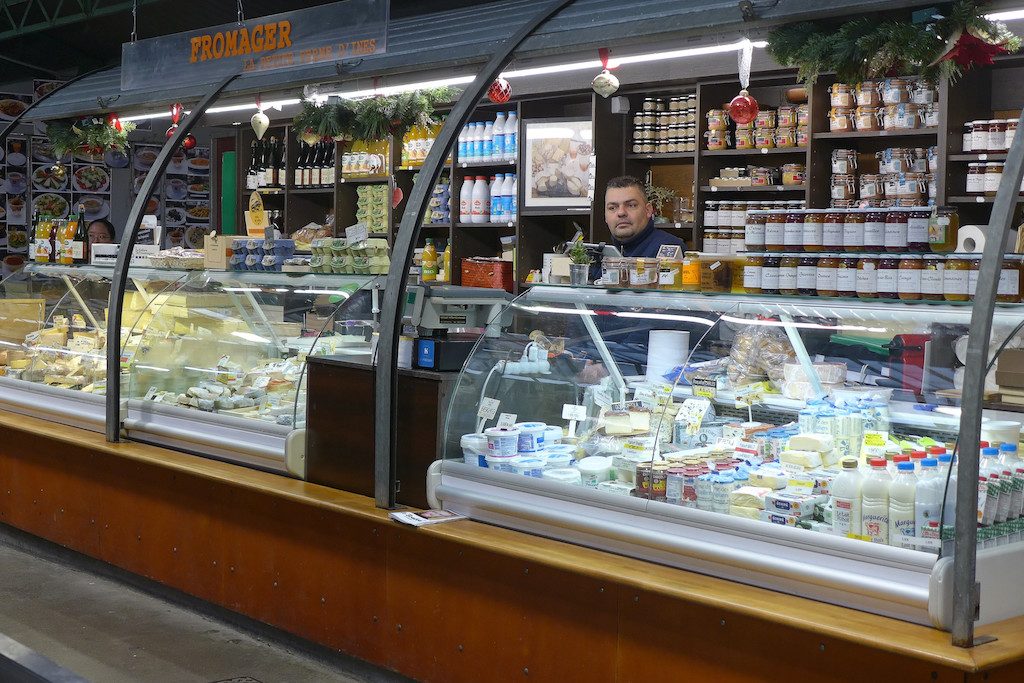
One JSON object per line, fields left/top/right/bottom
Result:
{"left": 578, "top": 456, "right": 614, "bottom": 487}
{"left": 515, "top": 422, "right": 547, "bottom": 453}
{"left": 541, "top": 468, "right": 583, "bottom": 486}
{"left": 461, "top": 433, "right": 488, "bottom": 466}
{"left": 485, "top": 453, "right": 518, "bottom": 472}
{"left": 485, "top": 426, "right": 521, "bottom": 457}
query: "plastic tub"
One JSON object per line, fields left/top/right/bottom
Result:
{"left": 510, "top": 456, "right": 545, "bottom": 478}
{"left": 981, "top": 420, "right": 1022, "bottom": 447}
{"left": 485, "top": 426, "right": 521, "bottom": 457}
{"left": 577, "top": 456, "right": 613, "bottom": 487}
{"left": 543, "top": 426, "right": 563, "bottom": 448}
{"left": 515, "top": 422, "right": 547, "bottom": 453}
{"left": 461, "top": 433, "right": 488, "bottom": 467}
{"left": 543, "top": 447, "right": 575, "bottom": 470}
{"left": 541, "top": 468, "right": 583, "bottom": 486}
{"left": 485, "top": 453, "right": 518, "bottom": 472}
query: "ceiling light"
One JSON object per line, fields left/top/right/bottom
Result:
{"left": 986, "top": 8, "right": 1024, "bottom": 20}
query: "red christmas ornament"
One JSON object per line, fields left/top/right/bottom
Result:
{"left": 170, "top": 102, "right": 184, "bottom": 125}
{"left": 728, "top": 89, "right": 759, "bottom": 125}
{"left": 165, "top": 123, "right": 178, "bottom": 139}
{"left": 937, "top": 28, "right": 1008, "bottom": 70}
{"left": 488, "top": 77, "right": 512, "bottom": 104}
{"left": 106, "top": 113, "right": 123, "bottom": 133}
{"left": 182, "top": 133, "right": 197, "bottom": 150}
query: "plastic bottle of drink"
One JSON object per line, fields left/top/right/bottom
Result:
{"left": 889, "top": 453, "right": 910, "bottom": 477}
{"left": 861, "top": 457, "right": 892, "bottom": 543}
{"left": 914, "top": 458, "right": 942, "bottom": 550}
{"left": 981, "top": 446, "right": 1004, "bottom": 525}
{"left": 889, "top": 462, "right": 917, "bottom": 549}
{"left": 421, "top": 239, "right": 438, "bottom": 283}
{"left": 507, "top": 173, "right": 518, "bottom": 220}
{"left": 938, "top": 453, "right": 958, "bottom": 527}
{"left": 460, "top": 176, "right": 475, "bottom": 223}
{"left": 832, "top": 458, "right": 863, "bottom": 537}
{"left": 492, "top": 112, "right": 506, "bottom": 162}
{"left": 473, "top": 123, "right": 485, "bottom": 161}
{"left": 442, "top": 241, "right": 452, "bottom": 284}
{"left": 504, "top": 110, "right": 518, "bottom": 161}
{"left": 910, "top": 450, "right": 927, "bottom": 472}
{"left": 999, "top": 444, "right": 1024, "bottom": 520}
{"left": 471, "top": 175, "right": 489, "bottom": 223}
{"left": 501, "top": 173, "right": 516, "bottom": 222}
{"left": 482, "top": 121, "right": 494, "bottom": 161}
{"left": 489, "top": 174, "right": 502, "bottom": 223}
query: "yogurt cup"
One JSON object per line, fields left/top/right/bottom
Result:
{"left": 541, "top": 468, "right": 583, "bottom": 486}
{"left": 461, "top": 433, "right": 488, "bottom": 467}
{"left": 510, "top": 456, "right": 545, "bottom": 478}
{"left": 577, "top": 456, "right": 613, "bottom": 488}
{"left": 515, "top": 422, "right": 546, "bottom": 453}
{"left": 485, "top": 453, "right": 518, "bottom": 472}
{"left": 485, "top": 426, "right": 521, "bottom": 457}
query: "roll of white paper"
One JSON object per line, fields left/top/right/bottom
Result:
{"left": 956, "top": 224, "right": 986, "bottom": 254}
{"left": 646, "top": 330, "right": 689, "bottom": 385}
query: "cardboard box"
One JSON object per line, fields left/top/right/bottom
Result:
{"left": 996, "top": 349, "right": 1024, "bottom": 388}
{"left": 204, "top": 234, "right": 231, "bottom": 270}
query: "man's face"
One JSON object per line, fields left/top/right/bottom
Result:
{"left": 88, "top": 222, "right": 112, "bottom": 244}
{"left": 605, "top": 185, "right": 653, "bottom": 241}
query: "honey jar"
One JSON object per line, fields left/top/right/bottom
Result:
{"left": 921, "top": 254, "right": 945, "bottom": 301}
{"left": 817, "top": 253, "right": 840, "bottom": 297}
{"left": 856, "top": 254, "right": 879, "bottom": 299}
{"left": 944, "top": 254, "right": 970, "bottom": 302}
{"left": 897, "top": 255, "right": 923, "bottom": 301}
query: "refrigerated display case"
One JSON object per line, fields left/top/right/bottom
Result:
{"left": 430, "top": 284, "right": 1024, "bottom": 630}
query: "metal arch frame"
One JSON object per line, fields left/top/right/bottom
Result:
{"left": 104, "top": 73, "right": 238, "bottom": 442}
{"left": 951, "top": 109, "right": 1024, "bottom": 647}
{"left": 373, "top": 0, "right": 578, "bottom": 508}
{"left": 0, "top": 66, "right": 106, "bottom": 147}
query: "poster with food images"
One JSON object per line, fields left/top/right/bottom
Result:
{"left": 3, "top": 133, "right": 30, "bottom": 260}
{"left": 136, "top": 143, "right": 210, "bottom": 248}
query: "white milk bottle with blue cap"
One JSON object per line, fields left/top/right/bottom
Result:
{"left": 489, "top": 175, "right": 502, "bottom": 223}
{"left": 861, "top": 458, "right": 892, "bottom": 543}
{"left": 939, "top": 453, "right": 958, "bottom": 526}
{"left": 458, "top": 125, "right": 469, "bottom": 160}
{"left": 504, "top": 110, "right": 518, "bottom": 161}
{"left": 889, "top": 462, "right": 917, "bottom": 549}
{"left": 831, "top": 458, "right": 862, "bottom": 537}
{"left": 501, "top": 173, "right": 516, "bottom": 221}
{"left": 981, "top": 446, "right": 1004, "bottom": 525}
{"left": 482, "top": 121, "right": 494, "bottom": 161}
{"left": 492, "top": 112, "right": 506, "bottom": 162}
{"left": 1000, "top": 443, "right": 1024, "bottom": 519}
{"left": 915, "top": 458, "right": 943, "bottom": 547}
{"left": 508, "top": 174, "right": 518, "bottom": 219}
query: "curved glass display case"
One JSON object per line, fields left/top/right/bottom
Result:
{"left": 433, "top": 284, "right": 1024, "bottom": 630}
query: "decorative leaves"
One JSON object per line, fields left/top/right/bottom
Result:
{"left": 292, "top": 87, "right": 459, "bottom": 144}
{"left": 45, "top": 116, "right": 135, "bottom": 160}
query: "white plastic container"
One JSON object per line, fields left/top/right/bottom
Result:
{"left": 471, "top": 175, "right": 489, "bottom": 223}
{"left": 981, "top": 420, "right": 1021, "bottom": 447}
{"left": 484, "top": 426, "right": 521, "bottom": 457}
{"left": 492, "top": 112, "right": 506, "bottom": 162}
{"left": 889, "top": 462, "right": 917, "bottom": 549}
{"left": 485, "top": 453, "right": 517, "bottom": 472}
{"left": 831, "top": 458, "right": 863, "bottom": 537}
{"left": 482, "top": 121, "right": 494, "bottom": 160}
{"left": 577, "top": 456, "right": 613, "bottom": 487}
{"left": 489, "top": 175, "right": 502, "bottom": 222}
{"left": 543, "top": 426, "right": 562, "bottom": 448}
{"left": 460, "top": 177, "right": 475, "bottom": 222}
{"left": 510, "top": 456, "right": 545, "bottom": 478}
{"left": 915, "top": 458, "right": 943, "bottom": 543}
{"left": 542, "top": 467, "right": 582, "bottom": 486}
{"left": 861, "top": 458, "right": 892, "bottom": 543}
{"left": 461, "top": 433, "right": 488, "bottom": 467}
{"left": 502, "top": 173, "right": 516, "bottom": 221}
{"left": 515, "top": 421, "right": 546, "bottom": 453}
{"left": 504, "top": 110, "right": 518, "bottom": 161}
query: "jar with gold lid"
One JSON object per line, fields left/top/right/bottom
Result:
{"left": 921, "top": 255, "right": 945, "bottom": 300}
{"left": 829, "top": 108, "right": 855, "bottom": 132}
{"left": 856, "top": 254, "right": 879, "bottom": 299}
{"left": 855, "top": 106, "right": 882, "bottom": 131}
{"left": 830, "top": 83, "right": 855, "bottom": 107}
{"left": 857, "top": 80, "right": 882, "bottom": 107}
{"left": 944, "top": 254, "right": 970, "bottom": 302}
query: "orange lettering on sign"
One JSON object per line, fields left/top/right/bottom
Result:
{"left": 190, "top": 37, "right": 203, "bottom": 63}
{"left": 225, "top": 30, "right": 238, "bottom": 56}
{"left": 251, "top": 25, "right": 264, "bottom": 51}
{"left": 200, "top": 35, "right": 213, "bottom": 61}
{"left": 278, "top": 21, "right": 292, "bottom": 48}
{"left": 264, "top": 23, "right": 277, "bottom": 51}
{"left": 237, "top": 27, "right": 251, "bottom": 55}
{"left": 212, "top": 32, "right": 225, "bottom": 59}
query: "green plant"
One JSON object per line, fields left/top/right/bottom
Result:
{"left": 568, "top": 240, "right": 592, "bottom": 265}
{"left": 292, "top": 98, "right": 356, "bottom": 143}
{"left": 644, "top": 182, "right": 676, "bottom": 219}
{"left": 292, "top": 87, "right": 459, "bottom": 144}
{"left": 45, "top": 116, "right": 135, "bottom": 160}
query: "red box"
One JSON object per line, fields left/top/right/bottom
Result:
{"left": 461, "top": 257, "right": 514, "bottom": 292}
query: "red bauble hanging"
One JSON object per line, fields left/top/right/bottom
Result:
{"left": 165, "top": 123, "right": 178, "bottom": 139}
{"left": 170, "top": 102, "right": 184, "bottom": 125}
{"left": 106, "top": 113, "right": 123, "bottom": 133}
{"left": 487, "top": 77, "right": 512, "bottom": 104}
{"left": 182, "top": 133, "right": 197, "bottom": 150}
{"left": 728, "top": 89, "right": 759, "bottom": 125}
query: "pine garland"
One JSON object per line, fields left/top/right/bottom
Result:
{"left": 45, "top": 117, "right": 135, "bottom": 160}
{"left": 293, "top": 87, "right": 458, "bottom": 143}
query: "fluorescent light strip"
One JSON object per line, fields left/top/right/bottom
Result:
{"left": 986, "top": 9, "right": 1024, "bottom": 21}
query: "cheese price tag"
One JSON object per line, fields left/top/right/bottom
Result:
{"left": 477, "top": 397, "right": 500, "bottom": 420}
{"left": 788, "top": 478, "right": 815, "bottom": 493}
{"left": 691, "top": 377, "right": 717, "bottom": 400}
{"left": 779, "top": 461, "right": 806, "bottom": 477}
{"left": 496, "top": 412, "right": 517, "bottom": 429}
{"left": 253, "top": 376, "right": 271, "bottom": 389}
{"left": 846, "top": 532, "right": 873, "bottom": 542}
{"left": 734, "top": 381, "right": 767, "bottom": 408}
{"left": 562, "top": 404, "right": 588, "bottom": 422}
{"left": 633, "top": 387, "right": 656, "bottom": 409}
{"left": 144, "top": 386, "right": 159, "bottom": 401}
{"left": 346, "top": 222, "right": 369, "bottom": 246}
{"left": 593, "top": 390, "right": 612, "bottom": 409}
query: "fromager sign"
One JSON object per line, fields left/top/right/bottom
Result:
{"left": 121, "top": 0, "right": 388, "bottom": 91}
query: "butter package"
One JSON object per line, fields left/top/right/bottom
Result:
{"left": 764, "top": 491, "right": 825, "bottom": 518}
{"left": 729, "top": 485, "right": 772, "bottom": 510}
{"left": 779, "top": 449, "right": 823, "bottom": 470}
{"left": 803, "top": 469, "right": 836, "bottom": 496}
{"left": 760, "top": 510, "right": 801, "bottom": 526}
{"left": 729, "top": 505, "right": 761, "bottom": 520}
{"left": 597, "top": 480, "right": 635, "bottom": 496}
{"left": 723, "top": 421, "right": 771, "bottom": 442}
{"left": 787, "top": 433, "right": 834, "bottom": 453}
{"left": 747, "top": 467, "right": 789, "bottom": 490}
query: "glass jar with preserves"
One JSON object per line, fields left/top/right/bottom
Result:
{"left": 764, "top": 210, "right": 785, "bottom": 252}
{"left": 732, "top": 202, "right": 748, "bottom": 229}
{"left": 830, "top": 82, "right": 855, "bottom": 107}
{"left": 897, "top": 255, "right": 923, "bottom": 300}
{"left": 882, "top": 78, "right": 912, "bottom": 104}
{"left": 966, "top": 254, "right": 982, "bottom": 299}
{"left": 731, "top": 229, "right": 746, "bottom": 255}
{"left": 967, "top": 163, "right": 985, "bottom": 195}
{"left": 743, "top": 253, "right": 763, "bottom": 294}
{"left": 802, "top": 209, "right": 825, "bottom": 252}
{"left": 964, "top": 122, "right": 974, "bottom": 152}
{"left": 907, "top": 206, "right": 932, "bottom": 251}
{"left": 829, "top": 108, "right": 855, "bottom": 131}
{"left": 832, "top": 174, "right": 857, "bottom": 201}
{"left": 796, "top": 126, "right": 810, "bottom": 147}
{"left": 999, "top": 254, "right": 1023, "bottom": 304}
{"left": 989, "top": 120, "right": 1008, "bottom": 152}
{"left": 944, "top": 254, "right": 970, "bottom": 302}
{"left": 832, "top": 149, "right": 857, "bottom": 174}
{"left": 642, "top": 97, "right": 657, "bottom": 112}
{"left": 857, "top": 80, "right": 882, "bottom": 107}
{"left": 761, "top": 254, "right": 781, "bottom": 295}
{"left": 631, "top": 258, "right": 658, "bottom": 288}
{"left": 781, "top": 163, "right": 805, "bottom": 185}
{"left": 704, "top": 201, "right": 719, "bottom": 228}
{"left": 777, "top": 106, "right": 797, "bottom": 128}
{"left": 751, "top": 166, "right": 776, "bottom": 187}
{"left": 754, "top": 128, "right": 775, "bottom": 150}
{"left": 855, "top": 106, "right": 882, "bottom": 131}
{"left": 797, "top": 104, "right": 810, "bottom": 128}
{"left": 844, "top": 208, "right": 865, "bottom": 252}
{"left": 1007, "top": 119, "right": 1018, "bottom": 149}
{"left": 877, "top": 255, "right": 899, "bottom": 299}
{"left": 601, "top": 257, "right": 626, "bottom": 286}
{"left": 920, "top": 103, "right": 940, "bottom": 128}
{"left": 700, "top": 254, "right": 731, "bottom": 293}
{"left": 745, "top": 210, "right": 766, "bottom": 250}
{"left": 658, "top": 259, "right": 683, "bottom": 290}
{"left": 718, "top": 202, "right": 734, "bottom": 229}
{"left": 817, "top": 253, "right": 840, "bottom": 297}
{"left": 896, "top": 172, "right": 926, "bottom": 201}
{"left": 735, "top": 128, "right": 754, "bottom": 149}
{"left": 797, "top": 255, "right": 817, "bottom": 295}
{"left": 857, "top": 173, "right": 881, "bottom": 201}
{"left": 705, "top": 130, "right": 729, "bottom": 151}
{"left": 856, "top": 254, "right": 879, "bottom": 299}
{"left": 972, "top": 120, "right": 990, "bottom": 152}
{"left": 864, "top": 209, "right": 886, "bottom": 250}
{"left": 823, "top": 209, "right": 845, "bottom": 250}
{"left": 911, "top": 80, "right": 937, "bottom": 105}
{"left": 754, "top": 109, "right": 777, "bottom": 129}
{"left": 985, "top": 162, "right": 1004, "bottom": 197}
{"left": 884, "top": 103, "right": 921, "bottom": 130}
{"left": 784, "top": 208, "right": 804, "bottom": 251}
{"left": 775, "top": 127, "right": 797, "bottom": 148}
{"left": 884, "top": 208, "right": 909, "bottom": 252}
{"left": 921, "top": 255, "right": 945, "bottom": 300}
{"left": 681, "top": 251, "right": 701, "bottom": 291}
{"left": 779, "top": 253, "right": 799, "bottom": 295}
{"left": 837, "top": 255, "right": 859, "bottom": 297}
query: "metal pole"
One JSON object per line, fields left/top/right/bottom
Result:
{"left": 373, "top": 0, "right": 578, "bottom": 508}
{"left": 951, "top": 108, "right": 1024, "bottom": 647}
{"left": 105, "top": 74, "right": 238, "bottom": 442}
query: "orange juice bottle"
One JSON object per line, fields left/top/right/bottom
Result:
{"left": 34, "top": 214, "right": 54, "bottom": 263}
{"left": 57, "top": 214, "right": 79, "bottom": 265}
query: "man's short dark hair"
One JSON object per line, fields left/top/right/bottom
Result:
{"left": 606, "top": 175, "right": 646, "bottom": 193}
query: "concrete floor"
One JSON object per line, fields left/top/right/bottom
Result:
{"left": 0, "top": 531, "right": 409, "bottom": 683}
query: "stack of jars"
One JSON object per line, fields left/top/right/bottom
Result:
{"left": 703, "top": 199, "right": 806, "bottom": 254}
{"left": 632, "top": 94, "right": 697, "bottom": 154}
{"left": 829, "top": 78, "right": 938, "bottom": 133}
{"left": 706, "top": 103, "right": 809, "bottom": 151}
{"left": 964, "top": 118, "right": 1017, "bottom": 153}
{"left": 831, "top": 146, "right": 937, "bottom": 206}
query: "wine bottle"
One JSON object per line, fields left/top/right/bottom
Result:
{"left": 72, "top": 203, "right": 88, "bottom": 264}
{"left": 294, "top": 142, "right": 307, "bottom": 188}
{"left": 263, "top": 136, "right": 278, "bottom": 187}
{"left": 275, "top": 138, "right": 287, "bottom": 188}
{"left": 310, "top": 142, "right": 323, "bottom": 187}
{"left": 246, "top": 141, "right": 259, "bottom": 190}
{"left": 322, "top": 143, "right": 335, "bottom": 186}
{"left": 256, "top": 140, "right": 268, "bottom": 188}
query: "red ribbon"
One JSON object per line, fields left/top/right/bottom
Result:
{"left": 598, "top": 47, "right": 611, "bottom": 70}
{"left": 255, "top": 93, "right": 262, "bottom": 111}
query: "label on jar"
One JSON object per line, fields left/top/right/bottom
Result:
{"left": 972, "top": 130, "right": 988, "bottom": 150}
{"left": 844, "top": 223, "right": 864, "bottom": 249}
{"left": 797, "top": 265, "right": 816, "bottom": 289}
{"left": 816, "top": 265, "right": 837, "bottom": 292}
{"left": 944, "top": 269, "right": 969, "bottom": 296}
{"left": 897, "top": 269, "right": 921, "bottom": 294}
{"left": 745, "top": 221, "right": 765, "bottom": 247}
{"left": 704, "top": 210, "right": 719, "bottom": 227}
{"left": 876, "top": 268, "right": 897, "bottom": 293}
{"left": 658, "top": 270, "right": 675, "bottom": 286}
{"left": 832, "top": 159, "right": 852, "bottom": 174}
{"left": 704, "top": 237, "right": 718, "bottom": 253}
{"left": 907, "top": 216, "right": 930, "bottom": 244}
{"left": 778, "top": 266, "right": 797, "bottom": 291}
{"left": 967, "top": 172, "right": 984, "bottom": 194}
{"left": 921, "top": 267, "right": 944, "bottom": 294}
{"left": 784, "top": 221, "right": 803, "bottom": 246}
{"left": 929, "top": 216, "right": 950, "bottom": 244}
{"left": 765, "top": 220, "right": 784, "bottom": 246}
{"left": 860, "top": 181, "right": 878, "bottom": 198}
{"left": 964, "top": 132, "right": 973, "bottom": 152}
{"left": 802, "top": 222, "right": 822, "bottom": 246}
{"left": 969, "top": 268, "right": 979, "bottom": 296}
{"left": 985, "top": 171, "right": 1002, "bottom": 194}
{"left": 603, "top": 269, "right": 621, "bottom": 285}
{"left": 742, "top": 265, "right": 762, "bottom": 289}
{"left": 823, "top": 221, "right": 844, "bottom": 247}
{"left": 884, "top": 220, "right": 908, "bottom": 249}
{"left": 989, "top": 131, "right": 1007, "bottom": 152}
{"left": 837, "top": 267, "right": 857, "bottom": 293}
{"left": 864, "top": 220, "right": 885, "bottom": 246}
{"left": 999, "top": 268, "right": 1020, "bottom": 296}
{"left": 856, "top": 267, "right": 877, "bottom": 294}
{"left": 761, "top": 267, "right": 780, "bottom": 290}
{"left": 831, "top": 185, "right": 849, "bottom": 200}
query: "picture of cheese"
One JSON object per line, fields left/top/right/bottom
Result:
{"left": 787, "top": 433, "right": 834, "bottom": 453}
{"left": 729, "top": 486, "right": 772, "bottom": 509}
{"left": 779, "top": 449, "right": 823, "bottom": 470}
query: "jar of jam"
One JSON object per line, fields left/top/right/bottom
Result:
{"left": 882, "top": 78, "right": 912, "bottom": 104}
{"left": 884, "top": 208, "right": 909, "bottom": 252}
{"left": 735, "top": 128, "right": 754, "bottom": 149}
{"left": 754, "top": 109, "right": 777, "bottom": 129}
{"left": 796, "top": 126, "right": 810, "bottom": 148}
{"left": 907, "top": 207, "right": 932, "bottom": 251}
{"left": 731, "top": 229, "right": 746, "bottom": 255}
{"left": 777, "top": 105, "right": 797, "bottom": 128}
{"left": 681, "top": 251, "right": 701, "bottom": 291}
{"left": 964, "top": 122, "right": 974, "bottom": 152}
{"left": 750, "top": 167, "right": 775, "bottom": 187}
{"left": 796, "top": 104, "right": 810, "bottom": 128}
{"left": 897, "top": 255, "right": 923, "bottom": 300}
{"left": 764, "top": 210, "right": 785, "bottom": 252}
{"left": 823, "top": 209, "right": 845, "bottom": 250}
{"left": 745, "top": 210, "right": 766, "bottom": 250}
{"left": 921, "top": 255, "right": 945, "bottom": 300}
{"left": 857, "top": 80, "right": 882, "bottom": 107}
{"left": 1007, "top": 119, "right": 1018, "bottom": 149}
{"left": 860, "top": 174, "right": 883, "bottom": 200}
{"left": 700, "top": 255, "right": 732, "bottom": 293}
{"left": 797, "top": 255, "right": 817, "bottom": 295}
{"left": 706, "top": 109, "right": 728, "bottom": 131}
{"left": 832, "top": 149, "right": 858, "bottom": 174}
{"left": 705, "top": 130, "right": 729, "bottom": 151}
{"left": 985, "top": 162, "right": 1004, "bottom": 196}
{"left": 837, "top": 256, "right": 859, "bottom": 297}
{"left": 855, "top": 106, "right": 881, "bottom": 131}
{"left": 781, "top": 163, "right": 805, "bottom": 186}
{"left": 877, "top": 255, "right": 899, "bottom": 299}
{"left": 817, "top": 253, "right": 840, "bottom": 297}
{"left": 864, "top": 209, "right": 887, "bottom": 250}
{"left": 829, "top": 108, "right": 855, "bottom": 132}
{"left": 944, "top": 254, "right": 970, "bottom": 302}
{"left": 856, "top": 255, "right": 879, "bottom": 299}
{"left": 844, "top": 209, "right": 865, "bottom": 252}
{"left": 784, "top": 209, "right": 804, "bottom": 251}
{"left": 966, "top": 254, "right": 982, "bottom": 299}
{"left": 743, "top": 253, "right": 763, "bottom": 294}
{"left": 802, "top": 209, "right": 825, "bottom": 252}
{"left": 779, "top": 254, "right": 799, "bottom": 295}
{"left": 967, "top": 163, "right": 985, "bottom": 195}
{"left": 704, "top": 201, "right": 719, "bottom": 228}
{"left": 999, "top": 254, "right": 1023, "bottom": 303}
{"left": 831, "top": 174, "right": 857, "bottom": 200}
{"left": 971, "top": 120, "right": 989, "bottom": 152}
{"left": 718, "top": 202, "right": 735, "bottom": 229}
{"left": 775, "top": 127, "right": 797, "bottom": 148}
{"left": 761, "top": 254, "right": 781, "bottom": 294}
{"left": 830, "top": 83, "right": 854, "bottom": 107}
{"left": 989, "top": 119, "right": 1008, "bottom": 151}
{"left": 754, "top": 129, "right": 775, "bottom": 150}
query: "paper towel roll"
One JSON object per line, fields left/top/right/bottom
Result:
{"left": 955, "top": 335, "right": 970, "bottom": 365}
{"left": 956, "top": 224, "right": 986, "bottom": 253}
{"left": 953, "top": 366, "right": 999, "bottom": 394}
{"left": 646, "top": 330, "right": 689, "bottom": 384}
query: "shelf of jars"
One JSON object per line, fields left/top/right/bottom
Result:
{"left": 813, "top": 128, "right": 939, "bottom": 140}
{"left": 701, "top": 185, "right": 807, "bottom": 193}
{"left": 701, "top": 147, "right": 808, "bottom": 156}
{"left": 628, "top": 91, "right": 697, "bottom": 158}
{"left": 625, "top": 152, "right": 696, "bottom": 161}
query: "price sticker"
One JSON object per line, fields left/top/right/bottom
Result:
{"left": 780, "top": 461, "right": 806, "bottom": 477}
{"left": 253, "top": 376, "right": 271, "bottom": 389}
{"left": 346, "top": 222, "right": 369, "bottom": 246}
{"left": 734, "top": 382, "right": 767, "bottom": 408}
{"left": 477, "top": 397, "right": 500, "bottom": 420}
{"left": 691, "top": 377, "right": 717, "bottom": 400}
{"left": 633, "top": 387, "right": 656, "bottom": 409}
{"left": 734, "top": 440, "right": 759, "bottom": 457}
{"left": 788, "top": 478, "right": 815, "bottom": 493}
{"left": 863, "top": 431, "right": 887, "bottom": 447}
{"left": 497, "top": 412, "right": 517, "bottom": 428}
{"left": 846, "top": 532, "right": 873, "bottom": 542}
{"left": 562, "top": 403, "right": 588, "bottom": 421}
{"left": 144, "top": 386, "right": 159, "bottom": 401}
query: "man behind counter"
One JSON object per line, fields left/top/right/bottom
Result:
{"left": 604, "top": 175, "right": 685, "bottom": 258}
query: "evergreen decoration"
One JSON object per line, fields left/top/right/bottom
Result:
{"left": 292, "top": 97, "right": 357, "bottom": 143}
{"left": 293, "top": 87, "right": 459, "bottom": 144}
{"left": 45, "top": 116, "right": 135, "bottom": 160}
{"left": 767, "top": 1, "right": 1021, "bottom": 85}
{"left": 644, "top": 182, "right": 676, "bottom": 220}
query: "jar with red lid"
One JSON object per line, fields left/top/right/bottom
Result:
{"left": 856, "top": 255, "right": 879, "bottom": 299}
{"left": 897, "top": 255, "right": 923, "bottom": 300}
{"left": 761, "top": 254, "right": 781, "bottom": 294}
{"left": 817, "top": 253, "right": 840, "bottom": 297}
{"left": 884, "top": 208, "right": 909, "bottom": 252}
{"left": 784, "top": 210, "right": 804, "bottom": 251}
{"left": 844, "top": 209, "right": 865, "bottom": 252}
{"left": 876, "top": 255, "right": 899, "bottom": 299}
{"left": 921, "top": 254, "right": 945, "bottom": 300}
{"left": 764, "top": 210, "right": 785, "bottom": 251}
{"left": 837, "top": 256, "right": 859, "bottom": 297}
{"left": 907, "top": 207, "right": 931, "bottom": 251}
{"left": 823, "top": 209, "right": 845, "bottom": 250}
{"left": 802, "top": 209, "right": 825, "bottom": 252}
{"left": 797, "top": 255, "right": 817, "bottom": 295}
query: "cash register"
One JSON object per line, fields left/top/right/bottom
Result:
{"left": 403, "top": 284, "right": 513, "bottom": 371}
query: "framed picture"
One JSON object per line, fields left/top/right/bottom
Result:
{"left": 523, "top": 118, "right": 594, "bottom": 208}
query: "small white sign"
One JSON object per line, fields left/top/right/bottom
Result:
{"left": 633, "top": 387, "right": 656, "bottom": 409}
{"left": 477, "top": 397, "right": 500, "bottom": 420}
{"left": 346, "top": 222, "right": 369, "bottom": 246}
{"left": 497, "top": 412, "right": 517, "bottom": 428}
{"left": 562, "top": 403, "right": 588, "bottom": 421}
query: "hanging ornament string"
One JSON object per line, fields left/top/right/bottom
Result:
{"left": 251, "top": 93, "right": 270, "bottom": 140}
{"left": 728, "top": 39, "right": 759, "bottom": 124}
{"left": 738, "top": 39, "right": 752, "bottom": 91}
{"left": 236, "top": 0, "right": 246, "bottom": 24}
{"left": 130, "top": 0, "right": 138, "bottom": 42}
{"left": 592, "top": 47, "right": 619, "bottom": 98}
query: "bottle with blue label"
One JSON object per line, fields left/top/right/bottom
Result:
{"left": 507, "top": 173, "right": 518, "bottom": 219}
{"left": 492, "top": 112, "right": 506, "bottom": 162}
{"left": 457, "top": 126, "right": 468, "bottom": 160}
{"left": 482, "top": 121, "right": 494, "bottom": 161}
{"left": 504, "top": 110, "right": 518, "bottom": 161}
{"left": 489, "top": 174, "right": 503, "bottom": 223}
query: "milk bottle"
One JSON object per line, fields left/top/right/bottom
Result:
{"left": 501, "top": 173, "right": 516, "bottom": 221}
{"left": 889, "top": 462, "right": 917, "bottom": 549}
{"left": 939, "top": 453, "right": 958, "bottom": 526}
{"left": 492, "top": 112, "right": 506, "bottom": 162}
{"left": 460, "top": 177, "right": 475, "bottom": 222}
{"left": 488, "top": 175, "right": 502, "bottom": 223}
{"left": 504, "top": 110, "right": 518, "bottom": 161}
{"left": 915, "top": 457, "right": 943, "bottom": 547}
{"left": 831, "top": 458, "right": 862, "bottom": 537}
{"left": 1000, "top": 443, "right": 1024, "bottom": 520}
{"left": 471, "top": 175, "right": 489, "bottom": 224}
{"left": 981, "top": 446, "right": 1004, "bottom": 525}
{"left": 861, "top": 458, "right": 892, "bottom": 543}
{"left": 458, "top": 126, "right": 469, "bottom": 159}
{"left": 482, "top": 121, "right": 494, "bottom": 161}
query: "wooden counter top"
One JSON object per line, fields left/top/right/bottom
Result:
{"left": 6, "top": 409, "right": 1024, "bottom": 673}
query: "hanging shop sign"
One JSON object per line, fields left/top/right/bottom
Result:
{"left": 121, "top": 0, "right": 388, "bottom": 91}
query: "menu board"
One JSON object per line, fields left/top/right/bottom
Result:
{"left": 132, "top": 143, "right": 211, "bottom": 248}
{"left": 0, "top": 91, "right": 34, "bottom": 274}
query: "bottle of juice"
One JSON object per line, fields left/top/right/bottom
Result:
{"left": 57, "top": 214, "right": 78, "bottom": 265}
{"left": 421, "top": 238, "right": 438, "bottom": 282}
{"left": 442, "top": 240, "right": 452, "bottom": 283}
{"left": 34, "top": 214, "right": 54, "bottom": 263}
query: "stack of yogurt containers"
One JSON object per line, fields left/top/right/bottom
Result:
{"left": 461, "top": 422, "right": 576, "bottom": 478}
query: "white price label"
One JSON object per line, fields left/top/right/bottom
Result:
{"left": 477, "top": 397, "right": 500, "bottom": 420}
{"left": 633, "top": 387, "right": 656, "bottom": 409}
{"left": 496, "top": 412, "right": 517, "bottom": 428}
{"left": 253, "top": 376, "right": 271, "bottom": 389}
{"left": 780, "top": 462, "right": 807, "bottom": 477}
{"left": 346, "top": 222, "right": 369, "bottom": 246}
{"left": 593, "top": 390, "right": 613, "bottom": 409}
{"left": 562, "top": 404, "right": 588, "bottom": 421}
{"left": 144, "top": 387, "right": 158, "bottom": 401}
